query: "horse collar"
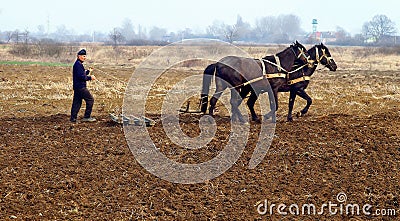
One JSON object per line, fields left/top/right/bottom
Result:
{"left": 274, "top": 55, "right": 282, "bottom": 72}
{"left": 316, "top": 47, "right": 320, "bottom": 63}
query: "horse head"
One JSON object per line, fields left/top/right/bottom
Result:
{"left": 291, "top": 40, "right": 310, "bottom": 65}
{"left": 315, "top": 43, "right": 337, "bottom": 71}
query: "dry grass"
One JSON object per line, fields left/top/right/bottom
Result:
{"left": 2, "top": 43, "right": 400, "bottom": 71}
{"left": 1, "top": 44, "right": 400, "bottom": 119}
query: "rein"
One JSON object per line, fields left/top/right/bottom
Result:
{"left": 260, "top": 57, "right": 288, "bottom": 73}
{"left": 287, "top": 47, "right": 333, "bottom": 85}
{"left": 204, "top": 45, "right": 312, "bottom": 96}
{"left": 259, "top": 45, "right": 310, "bottom": 78}
{"left": 254, "top": 46, "right": 312, "bottom": 86}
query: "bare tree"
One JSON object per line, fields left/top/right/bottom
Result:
{"left": 206, "top": 20, "right": 223, "bottom": 37}
{"left": 277, "top": 14, "right": 302, "bottom": 41}
{"left": 148, "top": 26, "right": 167, "bottom": 41}
{"left": 121, "top": 18, "right": 136, "bottom": 41}
{"left": 334, "top": 26, "right": 353, "bottom": 45}
{"left": 177, "top": 28, "right": 193, "bottom": 40}
{"left": 254, "top": 14, "right": 302, "bottom": 43}
{"left": 137, "top": 24, "right": 146, "bottom": 39}
{"left": 5, "top": 31, "right": 13, "bottom": 43}
{"left": 13, "top": 30, "right": 20, "bottom": 43}
{"left": 207, "top": 21, "right": 239, "bottom": 43}
{"left": 255, "top": 16, "right": 277, "bottom": 42}
{"left": 362, "top": 14, "right": 396, "bottom": 44}
{"left": 109, "top": 28, "right": 125, "bottom": 47}
{"left": 21, "top": 30, "right": 29, "bottom": 44}
{"left": 235, "top": 15, "right": 252, "bottom": 41}
{"left": 224, "top": 24, "right": 239, "bottom": 43}
{"left": 50, "top": 25, "right": 76, "bottom": 42}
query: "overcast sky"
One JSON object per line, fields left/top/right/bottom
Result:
{"left": 1, "top": 0, "right": 400, "bottom": 35}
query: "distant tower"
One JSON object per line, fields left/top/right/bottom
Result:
{"left": 312, "top": 19, "right": 318, "bottom": 33}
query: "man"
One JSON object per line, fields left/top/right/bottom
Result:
{"left": 70, "top": 49, "right": 97, "bottom": 122}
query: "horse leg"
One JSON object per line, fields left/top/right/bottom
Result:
{"left": 264, "top": 89, "right": 278, "bottom": 123}
{"left": 239, "top": 85, "right": 251, "bottom": 99}
{"left": 296, "top": 89, "right": 312, "bottom": 117}
{"left": 247, "top": 91, "right": 260, "bottom": 122}
{"left": 287, "top": 89, "right": 297, "bottom": 122}
{"left": 209, "top": 80, "right": 227, "bottom": 116}
{"left": 209, "top": 93, "right": 222, "bottom": 116}
{"left": 230, "top": 89, "right": 245, "bottom": 123}
{"left": 272, "top": 90, "right": 278, "bottom": 123}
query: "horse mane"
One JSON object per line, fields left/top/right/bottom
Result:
{"left": 261, "top": 44, "right": 293, "bottom": 60}
{"left": 275, "top": 45, "right": 295, "bottom": 58}
{"left": 261, "top": 54, "right": 275, "bottom": 61}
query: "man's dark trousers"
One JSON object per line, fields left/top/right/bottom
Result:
{"left": 71, "top": 88, "right": 94, "bottom": 120}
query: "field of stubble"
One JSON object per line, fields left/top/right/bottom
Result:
{"left": 0, "top": 44, "right": 399, "bottom": 220}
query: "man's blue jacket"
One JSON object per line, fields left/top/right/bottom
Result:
{"left": 72, "top": 59, "right": 91, "bottom": 90}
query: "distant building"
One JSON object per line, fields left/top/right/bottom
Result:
{"left": 363, "top": 35, "right": 400, "bottom": 45}
{"left": 307, "top": 31, "right": 337, "bottom": 44}
{"left": 308, "top": 19, "right": 337, "bottom": 44}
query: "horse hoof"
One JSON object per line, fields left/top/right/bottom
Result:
{"left": 287, "top": 117, "right": 293, "bottom": 122}
{"left": 298, "top": 111, "right": 308, "bottom": 117}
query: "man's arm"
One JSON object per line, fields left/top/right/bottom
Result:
{"left": 74, "top": 63, "right": 92, "bottom": 81}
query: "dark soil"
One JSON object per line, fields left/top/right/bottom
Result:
{"left": 1, "top": 112, "right": 399, "bottom": 220}
{"left": 0, "top": 64, "right": 399, "bottom": 220}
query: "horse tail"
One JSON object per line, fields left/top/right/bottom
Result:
{"left": 200, "top": 63, "right": 216, "bottom": 113}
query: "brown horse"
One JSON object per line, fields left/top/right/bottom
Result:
{"left": 240, "top": 43, "right": 337, "bottom": 122}
{"left": 279, "top": 43, "right": 337, "bottom": 121}
{"left": 201, "top": 41, "right": 309, "bottom": 122}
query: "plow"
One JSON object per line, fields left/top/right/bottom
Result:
{"left": 109, "top": 113, "right": 155, "bottom": 127}
{"left": 95, "top": 67, "right": 205, "bottom": 127}
{"left": 109, "top": 98, "right": 203, "bottom": 126}
{"left": 178, "top": 100, "right": 203, "bottom": 114}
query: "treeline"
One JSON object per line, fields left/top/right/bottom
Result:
{"left": 0, "top": 14, "right": 398, "bottom": 47}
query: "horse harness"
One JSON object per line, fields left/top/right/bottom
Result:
{"left": 309, "top": 47, "right": 333, "bottom": 65}
{"left": 259, "top": 55, "right": 286, "bottom": 79}
{"left": 257, "top": 46, "right": 333, "bottom": 86}
{"left": 258, "top": 57, "right": 309, "bottom": 85}
{"left": 287, "top": 47, "right": 334, "bottom": 85}
{"left": 214, "top": 46, "right": 326, "bottom": 90}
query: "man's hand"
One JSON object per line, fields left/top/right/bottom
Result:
{"left": 90, "top": 75, "right": 96, "bottom": 81}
